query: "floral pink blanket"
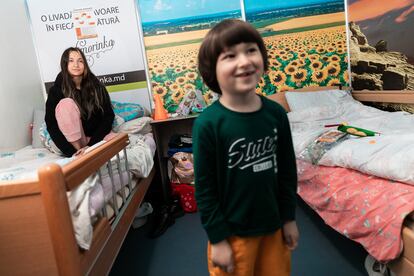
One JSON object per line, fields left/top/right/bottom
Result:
{"left": 297, "top": 160, "right": 414, "bottom": 262}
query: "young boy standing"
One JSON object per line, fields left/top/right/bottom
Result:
{"left": 193, "top": 19, "right": 299, "bottom": 276}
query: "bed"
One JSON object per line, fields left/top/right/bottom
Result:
{"left": 268, "top": 87, "right": 414, "bottom": 276}
{"left": 0, "top": 132, "right": 155, "bottom": 275}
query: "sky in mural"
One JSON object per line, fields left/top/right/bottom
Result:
{"left": 244, "top": 0, "right": 341, "bottom": 11}
{"left": 348, "top": 0, "right": 414, "bottom": 22}
{"left": 138, "top": 0, "right": 241, "bottom": 22}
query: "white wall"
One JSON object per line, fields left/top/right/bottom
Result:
{"left": 0, "top": 0, "right": 45, "bottom": 151}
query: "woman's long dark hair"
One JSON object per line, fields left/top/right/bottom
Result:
{"left": 60, "top": 47, "right": 107, "bottom": 119}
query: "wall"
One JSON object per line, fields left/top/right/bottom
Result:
{"left": 0, "top": 0, "right": 45, "bottom": 151}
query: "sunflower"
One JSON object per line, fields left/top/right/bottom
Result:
{"left": 329, "top": 55, "right": 341, "bottom": 63}
{"left": 257, "top": 77, "right": 266, "bottom": 88}
{"left": 343, "top": 70, "right": 350, "bottom": 83}
{"left": 327, "top": 78, "right": 341, "bottom": 87}
{"left": 337, "top": 48, "right": 345, "bottom": 54}
{"left": 153, "top": 86, "right": 167, "bottom": 97}
{"left": 256, "top": 86, "right": 266, "bottom": 96}
{"left": 154, "top": 67, "right": 165, "bottom": 75}
{"left": 269, "top": 59, "right": 282, "bottom": 68}
{"left": 280, "top": 55, "right": 290, "bottom": 61}
{"left": 174, "top": 67, "right": 183, "bottom": 73}
{"left": 321, "top": 56, "right": 330, "bottom": 63}
{"left": 310, "top": 61, "right": 323, "bottom": 70}
{"left": 291, "top": 69, "right": 307, "bottom": 83}
{"left": 288, "top": 60, "right": 300, "bottom": 67}
{"left": 164, "top": 80, "right": 173, "bottom": 87}
{"left": 186, "top": 71, "right": 198, "bottom": 81}
{"left": 169, "top": 83, "right": 180, "bottom": 92}
{"left": 326, "top": 64, "right": 340, "bottom": 77}
{"left": 284, "top": 65, "right": 297, "bottom": 75}
{"left": 151, "top": 81, "right": 159, "bottom": 89}
{"left": 203, "top": 92, "right": 215, "bottom": 105}
{"left": 269, "top": 71, "right": 287, "bottom": 86}
{"left": 297, "top": 59, "right": 306, "bottom": 67}
{"left": 311, "top": 70, "right": 328, "bottom": 83}
{"left": 171, "top": 89, "right": 185, "bottom": 103}
{"left": 327, "top": 46, "right": 336, "bottom": 52}
{"left": 183, "top": 83, "right": 195, "bottom": 92}
{"left": 316, "top": 47, "right": 326, "bottom": 54}
{"left": 303, "top": 82, "right": 320, "bottom": 88}
{"left": 308, "top": 54, "right": 320, "bottom": 61}
{"left": 277, "top": 85, "right": 291, "bottom": 93}
{"left": 175, "top": 76, "right": 187, "bottom": 86}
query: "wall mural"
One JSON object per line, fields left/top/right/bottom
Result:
{"left": 244, "top": 0, "right": 349, "bottom": 95}
{"left": 136, "top": 0, "right": 242, "bottom": 114}
{"left": 347, "top": 0, "right": 414, "bottom": 91}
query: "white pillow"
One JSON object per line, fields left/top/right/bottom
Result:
{"left": 285, "top": 89, "right": 352, "bottom": 112}
{"left": 32, "top": 109, "right": 45, "bottom": 148}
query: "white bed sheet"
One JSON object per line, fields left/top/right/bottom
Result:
{"left": 288, "top": 91, "right": 414, "bottom": 185}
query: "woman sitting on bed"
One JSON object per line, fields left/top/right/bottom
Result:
{"left": 45, "top": 47, "right": 115, "bottom": 157}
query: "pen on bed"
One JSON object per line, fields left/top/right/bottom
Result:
{"left": 324, "top": 123, "right": 342, "bottom": 127}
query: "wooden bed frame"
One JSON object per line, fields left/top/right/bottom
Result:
{"left": 268, "top": 87, "right": 414, "bottom": 276}
{"left": 0, "top": 133, "right": 155, "bottom": 275}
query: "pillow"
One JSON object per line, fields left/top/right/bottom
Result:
{"left": 39, "top": 122, "right": 62, "bottom": 155}
{"left": 114, "top": 116, "right": 153, "bottom": 135}
{"left": 285, "top": 89, "right": 352, "bottom": 112}
{"left": 111, "top": 101, "right": 145, "bottom": 122}
{"left": 32, "top": 109, "right": 45, "bottom": 148}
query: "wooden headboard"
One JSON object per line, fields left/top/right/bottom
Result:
{"left": 352, "top": 90, "right": 414, "bottom": 104}
{"left": 267, "top": 88, "right": 414, "bottom": 112}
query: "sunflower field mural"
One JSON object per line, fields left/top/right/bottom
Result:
{"left": 137, "top": 0, "right": 242, "bottom": 113}
{"left": 245, "top": 0, "right": 349, "bottom": 95}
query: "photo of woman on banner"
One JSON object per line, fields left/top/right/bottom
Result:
{"left": 45, "top": 47, "right": 116, "bottom": 157}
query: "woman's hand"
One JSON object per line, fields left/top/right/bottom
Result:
{"left": 211, "top": 239, "right": 234, "bottom": 273}
{"left": 282, "top": 220, "right": 299, "bottom": 250}
{"left": 73, "top": 146, "right": 89, "bottom": 157}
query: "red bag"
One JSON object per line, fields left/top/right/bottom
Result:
{"left": 171, "top": 183, "right": 197, "bottom": 213}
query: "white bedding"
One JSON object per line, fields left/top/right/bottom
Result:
{"left": 288, "top": 91, "right": 414, "bottom": 185}
{"left": 0, "top": 132, "right": 155, "bottom": 250}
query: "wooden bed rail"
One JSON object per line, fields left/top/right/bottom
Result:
{"left": 352, "top": 91, "right": 414, "bottom": 104}
{"left": 39, "top": 163, "right": 82, "bottom": 276}
{"left": 63, "top": 133, "right": 129, "bottom": 191}
{"left": 38, "top": 132, "right": 133, "bottom": 276}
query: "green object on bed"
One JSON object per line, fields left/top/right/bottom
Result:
{"left": 337, "top": 124, "right": 377, "bottom": 137}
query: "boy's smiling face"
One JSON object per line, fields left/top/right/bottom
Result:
{"left": 216, "top": 42, "right": 264, "bottom": 96}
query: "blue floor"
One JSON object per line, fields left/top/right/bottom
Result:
{"left": 110, "top": 199, "right": 367, "bottom": 276}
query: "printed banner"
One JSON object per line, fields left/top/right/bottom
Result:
{"left": 244, "top": 0, "right": 349, "bottom": 95}
{"left": 347, "top": 0, "right": 414, "bottom": 91}
{"left": 26, "top": 0, "right": 151, "bottom": 111}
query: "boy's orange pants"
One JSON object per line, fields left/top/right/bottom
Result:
{"left": 207, "top": 229, "right": 290, "bottom": 276}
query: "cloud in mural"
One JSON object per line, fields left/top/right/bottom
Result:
{"left": 154, "top": 0, "right": 172, "bottom": 11}
{"left": 348, "top": 0, "right": 414, "bottom": 22}
{"left": 395, "top": 5, "right": 414, "bottom": 22}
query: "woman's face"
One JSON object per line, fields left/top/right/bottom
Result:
{"left": 67, "top": 51, "right": 85, "bottom": 78}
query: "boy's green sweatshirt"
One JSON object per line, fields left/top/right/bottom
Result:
{"left": 193, "top": 95, "right": 297, "bottom": 244}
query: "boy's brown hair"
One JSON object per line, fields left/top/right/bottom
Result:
{"left": 197, "top": 19, "right": 268, "bottom": 94}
